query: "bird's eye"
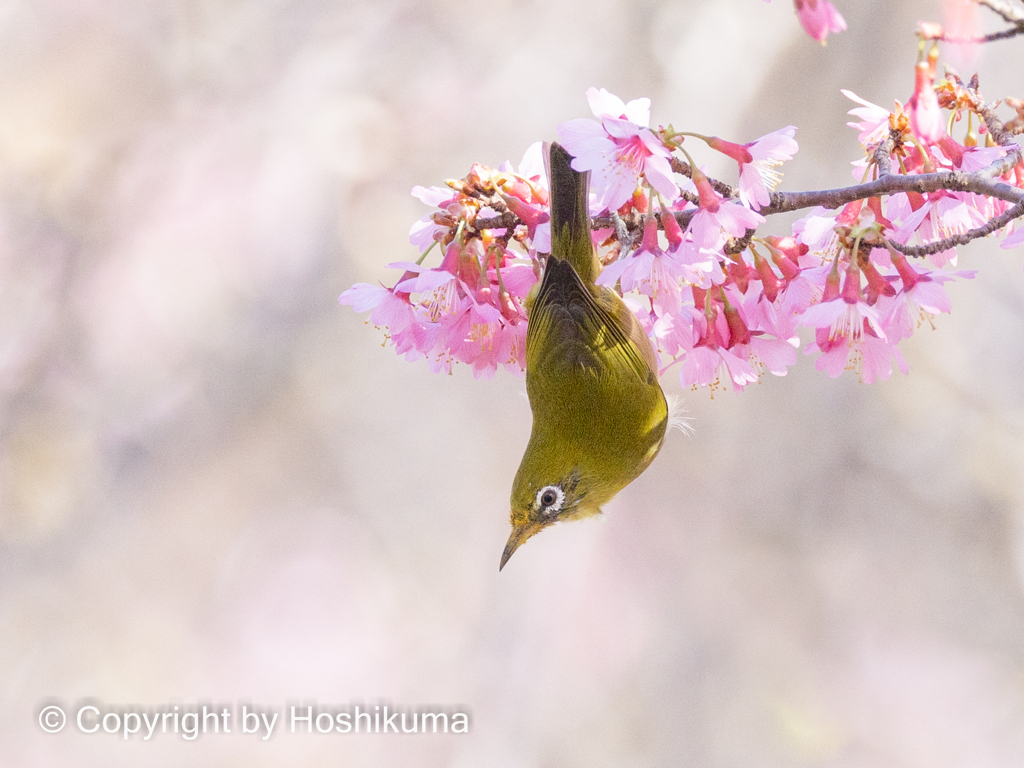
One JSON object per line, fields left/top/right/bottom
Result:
{"left": 535, "top": 485, "right": 564, "bottom": 515}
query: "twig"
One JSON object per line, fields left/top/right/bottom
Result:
{"left": 669, "top": 157, "right": 734, "bottom": 199}
{"left": 610, "top": 211, "right": 636, "bottom": 254}
{"left": 939, "top": 27, "right": 1022, "bottom": 43}
{"left": 974, "top": 0, "right": 1024, "bottom": 25}
{"left": 886, "top": 199, "right": 1024, "bottom": 256}
{"left": 761, "top": 149, "right": 1024, "bottom": 216}
{"left": 874, "top": 133, "right": 897, "bottom": 177}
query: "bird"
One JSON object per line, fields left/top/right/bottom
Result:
{"left": 501, "top": 142, "right": 669, "bottom": 570}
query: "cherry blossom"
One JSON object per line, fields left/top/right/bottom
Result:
{"left": 706, "top": 127, "right": 799, "bottom": 209}
{"left": 842, "top": 89, "right": 892, "bottom": 148}
{"left": 687, "top": 169, "right": 764, "bottom": 250}
{"left": 557, "top": 88, "right": 679, "bottom": 212}
{"left": 344, "top": 37, "right": 1024, "bottom": 391}
{"left": 596, "top": 216, "right": 688, "bottom": 315}
{"left": 793, "top": 0, "right": 847, "bottom": 43}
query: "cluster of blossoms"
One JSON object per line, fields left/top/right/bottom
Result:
{"left": 340, "top": 152, "right": 547, "bottom": 377}
{"left": 342, "top": 37, "right": 1024, "bottom": 390}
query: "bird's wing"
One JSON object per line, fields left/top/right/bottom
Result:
{"left": 526, "top": 257, "right": 653, "bottom": 383}
{"left": 595, "top": 286, "right": 661, "bottom": 375}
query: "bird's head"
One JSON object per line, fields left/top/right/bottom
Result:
{"left": 501, "top": 455, "right": 605, "bottom": 570}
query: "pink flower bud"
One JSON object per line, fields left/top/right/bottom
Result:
{"left": 936, "top": 134, "right": 965, "bottom": 167}
{"left": 822, "top": 259, "right": 842, "bottom": 303}
{"left": 705, "top": 136, "right": 753, "bottom": 165}
{"left": 836, "top": 199, "right": 863, "bottom": 226}
{"left": 890, "top": 251, "right": 921, "bottom": 291}
{"left": 841, "top": 258, "right": 862, "bottom": 304}
{"left": 867, "top": 197, "right": 893, "bottom": 229}
{"left": 861, "top": 258, "right": 896, "bottom": 304}
{"left": 764, "top": 236, "right": 807, "bottom": 278}
{"left": 631, "top": 187, "right": 649, "bottom": 213}
{"left": 727, "top": 260, "right": 753, "bottom": 294}
{"left": 661, "top": 208, "right": 684, "bottom": 247}
{"left": 908, "top": 48, "right": 943, "bottom": 144}
{"left": 753, "top": 252, "right": 781, "bottom": 302}
{"left": 692, "top": 169, "right": 721, "bottom": 213}
{"left": 723, "top": 302, "right": 752, "bottom": 347}
{"left": 691, "top": 285, "right": 708, "bottom": 311}
{"left": 640, "top": 216, "right": 660, "bottom": 251}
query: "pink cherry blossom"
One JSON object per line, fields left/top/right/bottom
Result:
{"left": 737, "top": 127, "right": 798, "bottom": 209}
{"left": 933, "top": 137, "right": 1005, "bottom": 172}
{"left": 883, "top": 252, "right": 973, "bottom": 342}
{"left": 409, "top": 185, "right": 456, "bottom": 251}
{"left": 720, "top": 284, "right": 799, "bottom": 378}
{"left": 681, "top": 345, "right": 759, "bottom": 390}
{"left": 342, "top": 233, "right": 536, "bottom": 378}
{"left": 793, "top": 206, "right": 841, "bottom": 255}
{"left": 843, "top": 90, "right": 891, "bottom": 147}
{"left": 799, "top": 259, "right": 907, "bottom": 382}
{"left": 708, "top": 128, "right": 799, "bottom": 210}
{"left": 800, "top": 262, "right": 884, "bottom": 340}
{"left": 675, "top": 303, "right": 758, "bottom": 390}
{"left": 892, "top": 191, "right": 987, "bottom": 267}
{"left": 442, "top": 297, "right": 505, "bottom": 377}
{"left": 687, "top": 170, "right": 764, "bottom": 249}
{"left": 597, "top": 217, "right": 689, "bottom": 315}
{"left": 653, "top": 303, "right": 698, "bottom": 360}
{"left": 340, "top": 280, "right": 440, "bottom": 362}
{"left": 558, "top": 88, "right": 678, "bottom": 212}
{"left": 584, "top": 87, "right": 652, "bottom": 126}
{"left": 811, "top": 332, "right": 909, "bottom": 383}
{"left": 793, "top": 0, "right": 847, "bottom": 43}
{"left": 1001, "top": 221, "right": 1024, "bottom": 250}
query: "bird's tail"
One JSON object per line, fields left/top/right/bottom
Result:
{"left": 547, "top": 142, "right": 600, "bottom": 285}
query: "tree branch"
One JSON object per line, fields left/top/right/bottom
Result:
{"left": 939, "top": 27, "right": 1022, "bottom": 43}
{"left": 670, "top": 157, "right": 734, "bottom": 199}
{"left": 887, "top": 199, "right": 1024, "bottom": 256}
{"left": 874, "top": 133, "right": 898, "bottom": 177}
{"left": 974, "top": 0, "right": 1024, "bottom": 25}
{"left": 470, "top": 98, "right": 1024, "bottom": 264}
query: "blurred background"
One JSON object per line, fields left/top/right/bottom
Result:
{"left": 2, "top": 0, "right": 1024, "bottom": 765}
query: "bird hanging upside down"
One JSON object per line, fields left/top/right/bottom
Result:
{"left": 501, "top": 142, "right": 669, "bottom": 570}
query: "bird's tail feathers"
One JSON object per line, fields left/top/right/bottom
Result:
{"left": 547, "top": 142, "right": 599, "bottom": 284}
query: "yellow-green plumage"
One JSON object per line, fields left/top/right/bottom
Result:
{"left": 501, "top": 143, "right": 668, "bottom": 570}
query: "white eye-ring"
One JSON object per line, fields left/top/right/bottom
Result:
{"left": 535, "top": 485, "right": 565, "bottom": 515}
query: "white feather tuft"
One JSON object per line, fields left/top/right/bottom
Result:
{"left": 665, "top": 393, "right": 694, "bottom": 436}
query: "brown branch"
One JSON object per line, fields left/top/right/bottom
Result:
{"left": 974, "top": 0, "right": 1024, "bottom": 25}
{"left": 978, "top": 100, "right": 1019, "bottom": 152}
{"left": 760, "top": 122, "right": 1023, "bottom": 217}
{"left": 669, "top": 157, "right": 735, "bottom": 198}
{"left": 610, "top": 211, "right": 636, "bottom": 253}
{"left": 761, "top": 168, "right": 1022, "bottom": 215}
{"left": 471, "top": 97, "right": 1024, "bottom": 266}
{"left": 725, "top": 230, "right": 755, "bottom": 256}
{"left": 939, "top": 27, "right": 1023, "bottom": 43}
{"left": 472, "top": 212, "right": 521, "bottom": 230}
{"left": 887, "top": 199, "right": 1024, "bottom": 256}
{"left": 763, "top": 100, "right": 1023, "bottom": 244}
{"left": 874, "top": 133, "right": 897, "bottom": 177}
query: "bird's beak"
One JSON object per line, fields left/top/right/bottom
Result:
{"left": 499, "top": 520, "right": 542, "bottom": 571}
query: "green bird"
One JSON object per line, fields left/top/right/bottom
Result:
{"left": 501, "top": 142, "right": 669, "bottom": 570}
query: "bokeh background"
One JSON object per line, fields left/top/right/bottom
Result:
{"left": 2, "top": 0, "right": 1024, "bottom": 765}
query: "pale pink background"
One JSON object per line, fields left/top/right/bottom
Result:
{"left": 3, "top": 0, "right": 1024, "bottom": 765}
